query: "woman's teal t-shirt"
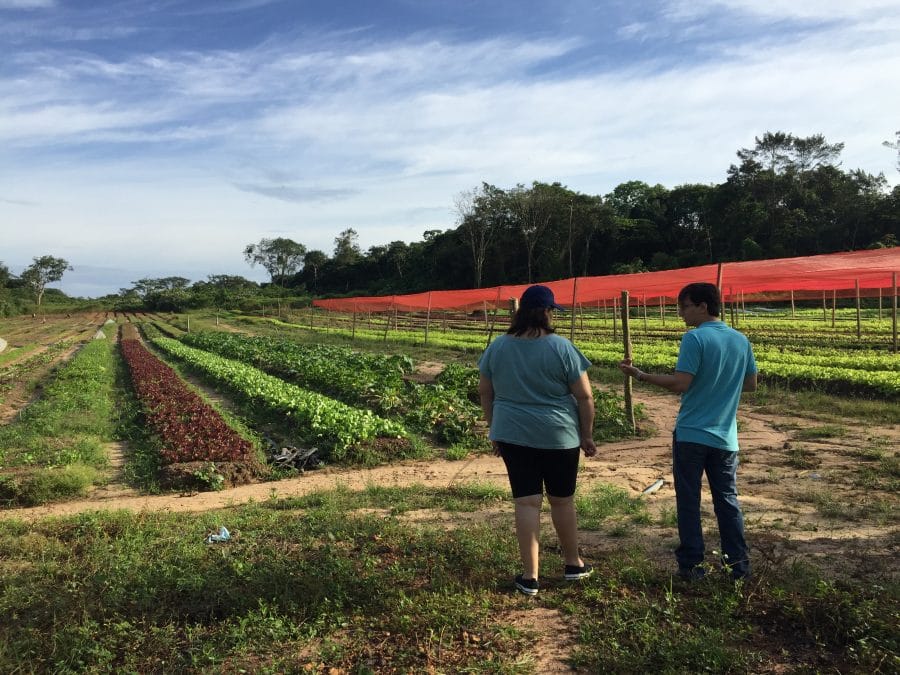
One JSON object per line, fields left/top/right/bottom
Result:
{"left": 478, "top": 333, "right": 591, "bottom": 449}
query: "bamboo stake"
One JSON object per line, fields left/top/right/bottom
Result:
{"left": 621, "top": 290, "right": 635, "bottom": 434}
{"left": 832, "top": 290, "right": 836, "bottom": 329}
{"left": 424, "top": 292, "right": 432, "bottom": 345}
{"left": 612, "top": 295, "right": 618, "bottom": 340}
{"left": 878, "top": 287, "right": 883, "bottom": 320}
{"left": 892, "top": 272, "right": 898, "bottom": 353}
{"left": 791, "top": 289, "right": 795, "bottom": 318}
{"left": 729, "top": 286, "right": 736, "bottom": 326}
{"left": 383, "top": 298, "right": 394, "bottom": 342}
{"left": 716, "top": 262, "right": 723, "bottom": 294}
{"left": 822, "top": 290, "right": 827, "bottom": 322}
{"left": 569, "top": 277, "right": 579, "bottom": 342}
{"left": 642, "top": 295, "right": 648, "bottom": 333}
{"left": 855, "top": 279, "right": 861, "bottom": 340}
{"left": 486, "top": 289, "right": 501, "bottom": 349}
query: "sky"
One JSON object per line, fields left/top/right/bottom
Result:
{"left": 1, "top": 0, "right": 899, "bottom": 298}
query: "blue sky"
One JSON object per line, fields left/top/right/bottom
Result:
{"left": 2, "top": 0, "right": 899, "bottom": 297}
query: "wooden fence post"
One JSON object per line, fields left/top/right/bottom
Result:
{"left": 424, "top": 292, "right": 432, "bottom": 345}
{"left": 892, "top": 272, "right": 898, "bottom": 353}
{"left": 621, "top": 290, "right": 636, "bottom": 435}
{"left": 832, "top": 290, "right": 837, "bottom": 329}
{"left": 569, "top": 277, "right": 579, "bottom": 342}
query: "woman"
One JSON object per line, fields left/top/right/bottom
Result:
{"left": 478, "top": 284, "right": 597, "bottom": 596}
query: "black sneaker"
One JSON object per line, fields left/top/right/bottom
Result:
{"left": 514, "top": 575, "right": 539, "bottom": 596}
{"left": 564, "top": 563, "right": 594, "bottom": 581}
{"left": 677, "top": 565, "right": 706, "bottom": 581}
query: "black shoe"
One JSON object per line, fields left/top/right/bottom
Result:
{"left": 564, "top": 563, "right": 594, "bottom": 581}
{"left": 514, "top": 575, "right": 539, "bottom": 596}
{"left": 677, "top": 565, "right": 706, "bottom": 581}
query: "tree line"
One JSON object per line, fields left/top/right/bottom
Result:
{"left": 275, "top": 131, "right": 900, "bottom": 297}
{"left": 3, "top": 131, "right": 898, "bottom": 315}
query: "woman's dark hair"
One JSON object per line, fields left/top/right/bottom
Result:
{"left": 678, "top": 282, "right": 721, "bottom": 316}
{"left": 507, "top": 306, "right": 555, "bottom": 336}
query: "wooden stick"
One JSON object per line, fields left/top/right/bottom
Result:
{"left": 892, "top": 272, "right": 898, "bottom": 353}
{"left": 621, "top": 290, "right": 635, "bottom": 434}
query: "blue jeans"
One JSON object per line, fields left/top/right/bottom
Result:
{"left": 672, "top": 435, "right": 750, "bottom": 579}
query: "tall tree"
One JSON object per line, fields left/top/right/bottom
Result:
{"left": 454, "top": 183, "right": 506, "bottom": 288}
{"left": 332, "top": 228, "right": 362, "bottom": 266}
{"left": 244, "top": 238, "right": 307, "bottom": 287}
{"left": 20, "top": 255, "right": 72, "bottom": 309}
{"left": 791, "top": 134, "right": 844, "bottom": 175}
{"left": 301, "top": 249, "right": 328, "bottom": 292}
{"left": 509, "top": 182, "right": 557, "bottom": 283}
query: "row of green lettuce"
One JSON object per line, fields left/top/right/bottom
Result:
{"left": 236, "top": 315, "right": 899, "bottom": 398}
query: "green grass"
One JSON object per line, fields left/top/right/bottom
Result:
{"left": 748, "top": 383, "right": 900, "bottom": 425}
{"left": 0, "top": 331, "right": 117, "bottom": 505}
{"left": 793, "top": 424, "right": 847, "bottom": 440}
{"left": 784, "top": 445, "right": 821, "bottom": 469}
{"left": 576, "top": 483, "right": 648, "bottom": 530}
{"left": 0, "top": 483, "right": 895, "bottom": 673}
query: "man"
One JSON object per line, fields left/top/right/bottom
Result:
{"left": 619, "top": 282, "right": 757, "bottom": 580}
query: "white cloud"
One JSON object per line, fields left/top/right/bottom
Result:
{"left": 0, "top": 0, "right": 55, "bottom": 8}
{"left": 664, "top": 0, "right": 900, "bottom": 21}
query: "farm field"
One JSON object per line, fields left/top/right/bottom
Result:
{"left": 0, "top": 309, "right": 897, "bottom": 673}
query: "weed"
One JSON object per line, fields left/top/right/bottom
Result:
{"left": 793, "top": 424, "right": 847, "bottom": 440}
{"left": 576, "top": 483, "right": 647, "bottom": 530}
{"left": 784, "top": 445, "right": 821, "bottom": 469}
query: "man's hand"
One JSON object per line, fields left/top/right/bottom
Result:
{"left": 618, "top": 358, "right": 641, "bottom": 380}
{"left": 581, "top": 437, "right": 597, "bottom": 457}
{"left": 491, "top": 440, "right": 501, "bottom": 456}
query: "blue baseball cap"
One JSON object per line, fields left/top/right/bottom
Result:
{"left": 520, "top": 285, "right": 565, "bottom": 311}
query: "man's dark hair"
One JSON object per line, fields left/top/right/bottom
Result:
{"left": 507, "top": 306, "right": 556, "bottom": 336}
{"left": 678, "top": 282, "right": 721, "bottom": 316}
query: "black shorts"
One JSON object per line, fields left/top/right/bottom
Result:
{"left": 497, "top": 442, "right": 581, "bottom": 498}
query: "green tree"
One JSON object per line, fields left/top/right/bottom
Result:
{"left": 244, "top": 238, "right": 307, "bottom": 288}
{"left": 192, "top": 275, "right": 258, "bottom": 311}
{"left": 455, "top": 183, "right": 508, "bottom": 288}
{"left": 332, "top": 228, "right": 362, "bottom": 267}
{"left": 301, "top": 249, "right": 328, "bottom": 292}
{"left": 20, "top": 255, "right": 72, "bottom": 310}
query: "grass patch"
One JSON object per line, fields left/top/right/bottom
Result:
{"left": 748, "top": 384, "right": 900, "bottom": 425}
{"left": 784, "top": 445, "right": 821, "bottom": 470}
{"left": 576, "top": 483, "right": 648, "bottom": 530}
{"left": 0, "top": 486, "right": 896, "bottom": 673}
{"left": 793, "top": 425, "right": 847, "bottom": 440}
{"left": 273, "top": 481, "right": 508, "bottom": 516}
{"left": 0, "top": 332, "right": 116, "bottom": 505}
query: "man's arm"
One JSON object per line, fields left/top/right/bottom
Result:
{"left": 742, "top": 372, "right": 758, "bottom": 392}
{"left": 618, "top": 358, "right": 693, "bottom": 394}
